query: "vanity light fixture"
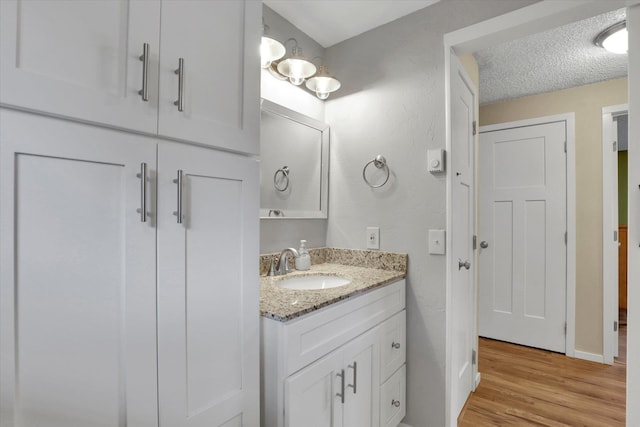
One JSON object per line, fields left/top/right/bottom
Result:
{"left": 305, "top": 65, "right": 341, "bottom": 100}
{"left": 277, "top": 39, "right": 317, "bottom": 86}
{"left": 595, "top": 21, "right": 628, "bottom": 54}
{"left": 261, "top": 23, "right": 285, "bottom": 69}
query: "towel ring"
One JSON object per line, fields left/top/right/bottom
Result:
{"left": 274, "top": 166, "right": 290, "bottom": 192}
{"left": 362, "top": 155, "right": 390, "bottom": 188}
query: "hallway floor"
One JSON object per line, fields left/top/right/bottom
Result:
{"left": 458, "top": 326, "right": 626, "bottom": 426}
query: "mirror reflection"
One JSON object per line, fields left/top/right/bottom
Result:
{"left": 260, "top": 100, "right": 329, "bottom": 219}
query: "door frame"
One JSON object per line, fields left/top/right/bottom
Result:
{"left": 602, "top": 103, "right": 628, "bottom": 364}
{"left": 479, "top": 113, "right": 576, "bottom": 357}
{"left": 443, "top": 1, "right": 632, "bottom": 426}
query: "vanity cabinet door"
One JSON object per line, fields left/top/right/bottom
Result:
{"left": 157, "top": 142, "right": 259, "bottom": 427}
{"left": 380, "top": 365, "right": 406, "bottom": 427}
{"left": 0, "top": 110, "right": 158, "bottom": 427}
{"left": 0, "top": 0, "right": 161, "bottom": 133}
{"left": 285, "top": 350, "right": 344, "bottom": 427}
{"left": 157, "top": 0, "right": 260, "bottom": 154}
{"left": 342, "top": 329, "right": 380, "bottom": 427}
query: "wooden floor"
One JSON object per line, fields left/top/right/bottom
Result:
{"left": 459, "top": 325, "right": 627, "bottom": 426}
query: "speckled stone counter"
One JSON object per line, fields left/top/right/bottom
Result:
{"left": 260, "top": 248, "right": 407, "bottom": 322}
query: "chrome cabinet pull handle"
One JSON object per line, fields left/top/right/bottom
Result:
{"left": 173, "top": 170, "right": 183, "bottom": 224}
{"left": 138, "top": 43, "right": 149, "bottom": 101}
{"left": 392, "top": 399, "right": 401, "bottom": 408}
{"left": 336, "top": 369, "right": 345, "bottom": 404}
{"left": 174, "top": 58, "right": 184, "bottom": 111}
{"left": 136, "top": 162, "right": 148, "bottom": 222}
{"left": 392, "top": 341, "right": 401, "bottom": 350}
{"left": 347, "top": 362, "right": 357, "bottom": 394}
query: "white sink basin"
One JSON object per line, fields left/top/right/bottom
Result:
{"left": 277, "top": 274, "right": 351, "bottom": 290}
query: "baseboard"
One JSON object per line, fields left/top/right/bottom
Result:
{"left": 474, "top": 372, "right": 481, "bottom": 389}
{"left": 398, "top": 423, "right": 413, "bottom": 427}
{"left": 574, "top": 350, "right": 605, "bottom": 364}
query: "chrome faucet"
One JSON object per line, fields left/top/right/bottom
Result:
{"left": 275, "top": 248, "right": 299, "bottom": 275}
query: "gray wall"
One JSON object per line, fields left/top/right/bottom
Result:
{"left": 322, "top": 1, "right": 536, "bottom": 425}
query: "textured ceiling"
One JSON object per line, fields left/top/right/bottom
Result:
{"left": 263, "top": 0, "right": 440, "bottom": 48}
{"left": 474, "top": 9, "right": 628, "bottom": 105}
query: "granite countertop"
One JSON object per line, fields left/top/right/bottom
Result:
{"left": 260, "top": 248, "right": 407, "bottom": 322}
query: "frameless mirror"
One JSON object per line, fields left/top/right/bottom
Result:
{"left": 260, "top": 99, "right": 329, "bottom": 219}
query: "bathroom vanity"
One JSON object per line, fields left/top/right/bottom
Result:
{"left": 260, "top": 248, "right": 407, "bottom": 427}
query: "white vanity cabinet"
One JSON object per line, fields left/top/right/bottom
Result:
{"left": 261, "top": 279, "right": 406, "bottom": 427}
{"left": 0, "top": 0, "right": 260, "bottom": 154}
{"left": 0, "top": 110, "right": 260, "bottom": 427}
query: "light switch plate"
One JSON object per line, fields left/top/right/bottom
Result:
{"left": 366, "top": 227, "right": 380, "bottom": 250}
{"left": 428, "top": 229, "right": 445, "bottom": 255}
{"left": 427, "top": 149, "right": 445, "bottom": 173}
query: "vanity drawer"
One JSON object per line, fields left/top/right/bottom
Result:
{"left": 380, "top": 309, "right": 406, "bottom": 383}
{"left": 282, "top": 280, "right": 405, "bottom": 376}
{"left": 380, "top": 364, "right": 406, "bottom": 427}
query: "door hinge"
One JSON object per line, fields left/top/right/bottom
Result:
{"left": 473, "top": 235, "right": 477, "bottom": 250}
{"left": 614, "top": 230, "right": 618, "bottom": 242}
{"left": 614, "top": 321, "right": 618, "bottom": 332}
{"left": 472, "top": 349, "right": 477, "bottom": 365}
{"left": 472, "top": 121, "right": 477, "bottom": 136}
{"left": 613, "top": 141, "right": 618, "bottom": 152}
{"left": 564, "top": 140, "right": 567, "bottom": 153}
{"left": 564, "top": 322, "right": 567, "bottom": 335}
{"left": 564, "top": 231, "right": 567, "bottom": 244}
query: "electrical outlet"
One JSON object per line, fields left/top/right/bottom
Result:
{"left": 366, "top": 227, "right": 380, "bottom": 250}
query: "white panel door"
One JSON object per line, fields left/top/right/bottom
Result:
{"left": 0, "top": 109, "right": 158, "bottom": 427}
{"left": 479, "top": 120, "right": 567, "bottom": 353}
{"left": 157, "top": 142, "right": 259, "bottom": 427}
{"left": 342, "top": 329, "right": 379, "bottom": 427}
{"left": 0, "top": 0, "right": 160, "bottom": 133}
{"left": 285, "top": 350, "right": 344, "bottom": 427}
{"left": 157, "top": 0, "right": 260, "bottom": 154}
{"left": 450, "top": 56, "right": 476, "bottom": 419}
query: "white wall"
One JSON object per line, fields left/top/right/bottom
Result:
{"left": 260, "top": 5, "right": 327, "bottom": 253}
{"left": 323, "top": 1, "right": 536, "bottom": 425}
{"left": 627, "top": 4, "right": 639, "bottom": 426}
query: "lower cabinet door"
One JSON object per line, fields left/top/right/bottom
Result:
{"left": 342, "top": 328, "right": 380, "bottom": 427}
{"left": 0, "top": 110, "right": 158, "bottom": 427}
{"left": 380, "top": 310, "right": 406, "bottom": 382}
{"left": 285, "top": 350, "right": 344, "bottom": 427}
{"left": 380, "top": 365, "right": 406, "bottom": 427}
{"left": 157, "top": 142, "right": 260, "bottom": 426}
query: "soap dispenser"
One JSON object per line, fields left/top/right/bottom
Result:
{"left": 295, "top": 240, "right": 311, "bottom": 271}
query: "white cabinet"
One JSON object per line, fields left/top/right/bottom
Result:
{"left": 0, "top": 109, "right": 158, "bottom": 427}
{"left": 0, "top": 110, "right": 260, "bottom": 427}
{"left": 0, "top": 0, "right": 260, "bottom": 154}
{"left": 157, "top": 0, "right": 260, "bottom": 154}
{"left": 0, "top": 0, "right": 161, "bottom": 134}
{"left": 262, "top": 280, "right": 406, "bottom": 427}
{"left": 157, "top": 142, "right": 259, "bottom": 427}
{"left": 285, "top": 328, "right": 380, "bottom": 427}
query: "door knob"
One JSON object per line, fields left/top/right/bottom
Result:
{"left": 458, "top": 259, "right": 471, "bottom": 270}
{"left": 480, "top": 241, "right": 489, "bottom": 249}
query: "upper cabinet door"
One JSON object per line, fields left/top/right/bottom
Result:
{"left": 157, "top": 0, "right": 260, "bottom": 155}
{"left": 0, "top": 0, "right": 160, "bottom": 134}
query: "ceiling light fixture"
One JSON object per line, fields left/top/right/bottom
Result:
{"left": 305, "top": 65, "right": 341, "bottom": 100}
{"left": 261, "top": 23, "right": 285, "bottom": 69}
{"left": 595, "top": 21, "right": 628, "bottom": 54}
{"left": 277, "top": 39, "right": 317, "bottom": 86}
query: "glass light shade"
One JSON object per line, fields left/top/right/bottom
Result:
{"left": 306, "top": 75, "right": 341, "bottom": 100}
{"left": 261, "top": 36, "right": 285, "bottom": 68}
{"left": 277, "top": 48, "right": 316, "bottom": 86}
{"left": 596, "top": 21, "right": 628, "bottom": 54}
